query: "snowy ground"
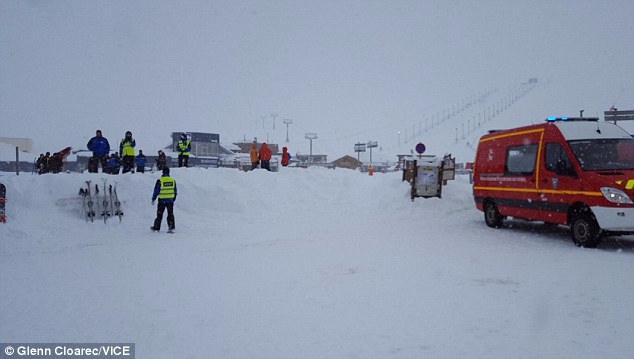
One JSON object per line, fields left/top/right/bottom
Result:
{"left": 1, "top": 167, "right": 633, "bottom": 359}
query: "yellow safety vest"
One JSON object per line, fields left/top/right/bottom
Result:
{"left": 120, "top": 139, "right": 135, "bottom": 156}
{"left": 178, "top": 140, "right": 191, "bottom": 156}
{"left": 158, "top": 176, "right": 176, "bottom": 199}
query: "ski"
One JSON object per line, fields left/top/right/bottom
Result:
{"left": 84, "top": 181, "right": 95, "bottom": 222}
{"left": 94, "top": 182, "right": 101, "bottom": 222}
{"left": 101, "top": 178, "right": 110, "bottom": 223}
{"left": 77, "top": 180, "right": 122, "bottom": 224}
{"left": 79, "top": 187, "right": 88, "bottom": 222}
{"left": 113, "top": 182, "right": 123, "bottom": 221}
{"left": 108, "top": 183, "right": 115, "bottom": 222}
{"left": 0, "top": 182, "right": 7, "bottom": 223}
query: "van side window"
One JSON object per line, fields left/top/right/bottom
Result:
{"left": 505, "top": 144, "right": 537, "bottom": 175}
{"left": 545, "top": 143, "right": 576, "bottom": 176}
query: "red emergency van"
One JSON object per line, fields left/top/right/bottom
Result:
{"left": 473, "top": 117, "right": 634, "bottom": 247}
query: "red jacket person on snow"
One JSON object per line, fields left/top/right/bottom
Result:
{"left": 281, "top": 146, "right": 291, "bottom": 167}
{"left": 258, "top": 143, "right": 272, "bottom": 171}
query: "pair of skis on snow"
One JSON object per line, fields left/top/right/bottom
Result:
{"left": 79, "top": 179, "right": 122, "bottom": 223}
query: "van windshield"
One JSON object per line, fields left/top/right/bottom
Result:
{"left": 568, "top": 138, "right": 634, "bottom": 170}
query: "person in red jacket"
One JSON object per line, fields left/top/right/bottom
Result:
{"left": 258, "top": 143, "right": 272, "bottom": 171}
{"left": 281, "top": 146, "right": 291, "bottom": 167}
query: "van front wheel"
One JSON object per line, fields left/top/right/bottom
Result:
{"left": 484, "top": 202, "right": 503, "bottom": 228}
{"left": 570, "top": 212, "right": 601, "bottom": 248}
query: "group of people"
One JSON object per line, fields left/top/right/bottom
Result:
{"left": 87, "top": 129, "right": 140, "bottom": 174}
{"left": 35, "top": 152, "right": 64, "bottom": 174}
{"left": 82, "top": 133, "right": 296, "bottom": 233}
{"left": 86, "top": 129, "right": 156, "bottom": 174}
{"left": 96, "top": 150, "right": 149, "bottom": 174}
{"left": 86, "top": 130, "right": 188, "bottom": 174}
{"left": 249, "top": 143, "right": 292, "bottom": 171}
{"left": 84, "top": 129, "right": 177, "bottom": 232}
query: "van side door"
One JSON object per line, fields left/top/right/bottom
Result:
{"left": 501, "top": 141, "right": 542, "bottom": 220}
{"left": 539, "top": 142, "right": 578, "bottom": 224}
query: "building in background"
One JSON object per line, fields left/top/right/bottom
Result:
{"left": 171, "top": 132, "right": 221, "bottom": 168}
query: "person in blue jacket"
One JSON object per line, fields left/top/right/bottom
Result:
{"left": 86, "top": 130, "right": 110, "bottom": 173}
{"left": 151, "top": 167, "right": 177, "bottom": 233}
{"left": 135, "top": 150, "right": 148, "bottom": 173}
{"left": 106, "top": 153, "right": 121, "bottom": 174}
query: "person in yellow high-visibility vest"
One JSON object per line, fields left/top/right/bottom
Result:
{"left": 177, "top": 133, "right": 191, "bottom": 167}
{"left": 151, "top": 167, "right": 177, "bottom": 233}
{"left": 119, "top": 130, "right": 136, "bottom": 173}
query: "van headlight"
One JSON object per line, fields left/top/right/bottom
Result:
{"left": 600, "top": 187, "right": 634, "bottom": 204}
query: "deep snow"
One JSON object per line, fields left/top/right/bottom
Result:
{"left": 1, "top": 166, "right": 633, "bottom": 359}
{"left": 2, "top": 2, "right": 634, "bottom": 357}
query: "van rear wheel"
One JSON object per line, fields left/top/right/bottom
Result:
{"left": 570, "top": 212, "right": 601, "bottom": 248}
{"left": 484, "top": 201, "right": 504, "bottom": 228}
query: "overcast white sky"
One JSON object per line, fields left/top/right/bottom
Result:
{"left": 1, "top": 0, "right": 633, "bottom": 154}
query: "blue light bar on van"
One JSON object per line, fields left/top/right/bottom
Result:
{"left": 546, "top": 116, "right": 569, "bottom": 122}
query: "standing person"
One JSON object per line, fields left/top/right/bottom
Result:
{"left": 156, "top": 150, "right": 167, "bottom": 171}
{"left": 87, "top": 130, "right": 110, "bottom": 173}
{"left": 249, "top": 143, "right": 259, "bottom": 170}
{"left": 281, "top": 146, "right": 292, "bottom": 167}
{"left": 41, "top": 152, "right": 52, "bottom": 174}
{"left": 151, "top": 167, "right": 177, "bottom": 233}
{"left": 258, "top": 142, "right": 272, "bottom": 171}
{"left": 120, "top": 131, "right": 136, "bottom": 173}
{"left": 135, "top": 150, "right": 147, "bottom": 173}
{"left": 177, "top": 133, "right": 191, "bottom": 168}
{"left": 36, "top": 153, "right": 49, "bottom": 174}
{"left": 35, "top": 154, "right": 44, "bottom": 174}
{"left": 49, "top": 152, "right": 63, "bottom": 173}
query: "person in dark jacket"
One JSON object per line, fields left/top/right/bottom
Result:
{"left": 156, "top": 150, "right": 167, "bottom": 171}
{"left": 36, "top": 153, "right": 49, "bottom": 174}
{"left": 49, "top": 152, "right": 63, "bottom": 173}
{"left": 135, "top": 150, "right": 147, "bottom": 173}
{"left": 151, "top": 167, "right": 177, "bottom": 233}
{"left": 87, "top": 130, "right": 110, "bottom": 173}
{"left": 35, "top": 154, "right": 44, "bottom": 174}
